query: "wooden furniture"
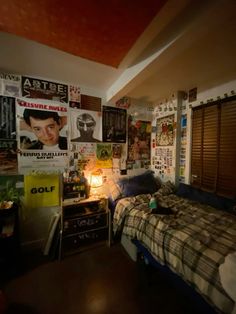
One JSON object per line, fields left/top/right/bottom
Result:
{"left": 59, "top": 196, "right": 111, "bottom": 259}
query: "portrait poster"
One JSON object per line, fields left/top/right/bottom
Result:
{"left": 70, "top": 109, "right": 102, "bottom": 143}
{"left": 24, "top": 174, "right": 60, "bottom": 208}
{"left": 127, "top": 116, "right": 151, "bottom": 161}
{"left": 156, "top": 114, "right": 175, "bottom": 146}
{"left": 0, "top": 96, "right": 16, "bottom": 139}
{"left": 0, "top": 140, "right": 17, "bottom": 174}
{"left": 16, "top": 99, "right": 68, "bottom": 173}
{"left": 96, "top": 143, "right": 112, "bottom": 168}
{"left": 102, "top": 106, "right": 126, "bottom": 143}
{"left": 21, "top": 76, "right": 68, "bottom": 103}
{"left": 0, "top": 74, "right": 21, "bottom": 97}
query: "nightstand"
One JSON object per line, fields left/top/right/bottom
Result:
{"left": 59, "top": 196, "right": 111, "bottom": 259}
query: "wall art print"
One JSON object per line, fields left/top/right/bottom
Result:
{"left": 156, "top": 114, "right": 175, "bottom": 146}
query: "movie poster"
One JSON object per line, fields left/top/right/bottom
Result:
{"left": 0, "top": 74, "right": 21, "bottom": 97}
{"left": 127, "top": 116, "right": 151, "bottom": 161}
{"left": 70, "top": 109, "right": 102, "bottom": 143}
{"left": 16, "top": 99, "right": 68, "bottom": 173}
{"left": 96, "top": 143, "right": 112, "bottom": 168}
{"left": 156, "top": 114, "right": 175, "bottom": 146}
{"left": 102, "top": 106, "right": 126, "bottom": 143}
{"left": 21, "top": 76, "right": 68, "bottom": 103}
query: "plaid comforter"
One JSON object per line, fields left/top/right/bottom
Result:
{"left": 113, "top": 193, "right": 236, "bottom": 314}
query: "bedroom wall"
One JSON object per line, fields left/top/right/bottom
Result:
{"left": 150, "top": 79, "right": 236, "bottom": 186}
{"left": 0, "top": 71, "right": 153, "bottom": 250}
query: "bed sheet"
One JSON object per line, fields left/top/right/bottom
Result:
{"left": 113, "top": 193, "right": 236, "bottom": 314}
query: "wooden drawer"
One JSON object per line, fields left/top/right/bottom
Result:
{"left": 63, "top": 228, "right": 108, "bottom": 251}
{"left": 63, "top": 212, "right": 108, "bottom": 235}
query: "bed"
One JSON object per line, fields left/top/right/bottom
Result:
{"left": 110, "top": 173, "right": 236, "bottom": 314}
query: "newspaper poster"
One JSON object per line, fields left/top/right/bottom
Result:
{"left": 16, "top": 99, "right": 68, "bottom": 173}
{"left": 0, "top": 74, "right": 21, "bottom": 97}
{"left": 156, "top": 114, "right": 175, "bottom": 146}
{"left": 102, "top": 106, "right": 126, "bottom": 143}
{"left": 96, "top": 143, "right": 112, "bottom": 168}
{"left": 21, "top": 76, "right": 68, "bottom": 103}
{"left": 70, "top": 109, "right": 102, "bottom": 143}
{"left": 0, "top": 140, "right": 18, "bottom": 174}
{"left": 0, "top": 96, "right": 16, "bottom": 139}
{"left": 127, "top": 116, "right": 151, "bottom": 161}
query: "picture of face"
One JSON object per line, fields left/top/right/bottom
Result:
{"left": 29, "top": 116, "right": 61, "bottom": 146}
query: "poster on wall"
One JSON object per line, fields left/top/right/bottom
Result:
{"left": 24, "top": 174, "right": 60, "bottom": 208}
{"left": 70, "top": 143, "right": 96, "bottom": 172}
{"left": 21, "top": 76, "right": 68, "bottom": 103}
{"left": 156, "top": 114, "right": 175, "bottom": 146}
{"left": 102, "top": 106, "right": 126, "bottom": 143}
{"left": 0, "top": 140, "right": 18, "bottom": 174}
{"left": 127, "top": 116, "right": 151, "bottom": 162}
{"left": 16, "top": 99, "right": 68, "bottom": 173}
{"left": 0, "top": 96, "right": 16, "bottom": 139}
{"left": 0, "top": 74, "right": 21, "bottom": 97}
{"left": 96, "top": 143, "right": 112, "bottom": 168}
{"left": 69, "top": 85, "right": 80, "bottom": 109}
{"left": 70, "top": 109, "right": 102, "bottom": 143}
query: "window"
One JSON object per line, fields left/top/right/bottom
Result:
{"left": 191, "top": 96, "right": 236, "bottom": 199}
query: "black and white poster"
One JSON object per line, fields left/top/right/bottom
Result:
{"left": 102, "top": 106, "right": 126, "bottom": 143}
{"left": 0, "top": 74, "right": 21, "bottom": 97}
{"left": 0, "top": 96, "right": 16, "bottom": 139}
{"left": 70, "top": 109, "right": 102, "bottom": 143}
{"left": 21, "top": 76, "right": 68, "bottom": 103}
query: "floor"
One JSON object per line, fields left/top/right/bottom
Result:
{"left": 2, "top": 243, "right": 202, "bottom": 314}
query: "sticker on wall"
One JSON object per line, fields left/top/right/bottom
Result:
{"left": 24, "top": 174, "right": 60, "bottom": 208}
{"left": 70, "top": 109, "right": 102, "bottom": 143}
{"left": 156, "top": 114, "right": 174, "bottom": 146}
{"left": 0, "top": 73, "right": 21, "bottom": 97}
{"left": 21, "top": 76, "right": 68, "bottom": 103}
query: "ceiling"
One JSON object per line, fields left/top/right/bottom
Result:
{"left": 0, "top": 0, "right": 236, "bottom": 104}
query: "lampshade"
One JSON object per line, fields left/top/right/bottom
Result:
{"left": 90, "top": 169, "right": 103, "bottom": 189}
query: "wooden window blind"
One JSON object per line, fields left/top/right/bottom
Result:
{"left": 191, "top": 96, "right": 236, "bottom": 199}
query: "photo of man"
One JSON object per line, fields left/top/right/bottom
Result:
{"left": 21, "top": 109, "right": 67, "bottom": 150}
{"left": 70, "top": 109, "right": 102, "bottom": 143}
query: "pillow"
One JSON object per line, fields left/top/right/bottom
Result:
{"left": 154, "top": 181, "right": 175, "bottom": 197}
{"left": 107, "top": 179, "right": 122, "bottom": 201}
{"left": 118, "top": 171, "right": 160, "bottom": 197}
